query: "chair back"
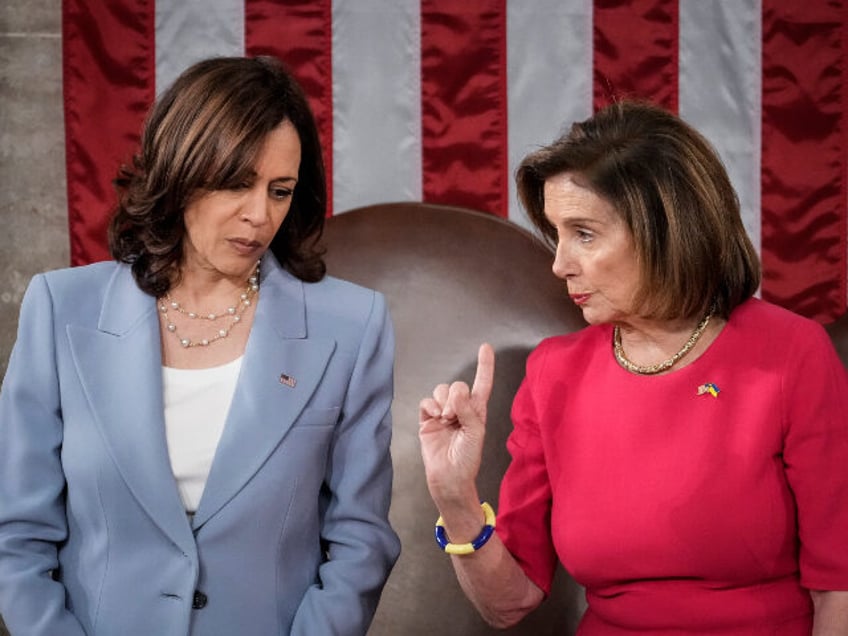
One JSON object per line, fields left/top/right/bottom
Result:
{"left": 323, "top": 202, "right": 587, "bottom": 635}
{"left": 825, "top": 310, "right": 848, "bottom": 370}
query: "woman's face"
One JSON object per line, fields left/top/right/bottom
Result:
{"left": 181, "top": 120, "right": 302, "bottom": 281}
{"left": 544, "top": 172, "right": 641, "bottom": 325}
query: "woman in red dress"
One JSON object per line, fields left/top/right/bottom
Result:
{"left": 419, "top": 101, "right": 848, "bottom": 634}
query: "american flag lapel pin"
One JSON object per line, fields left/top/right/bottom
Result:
{"left": 697, "top": 382, "right": 720, "bottom": 398}
{"left": 279, "top": 373, "right": 296, "bottom": 388}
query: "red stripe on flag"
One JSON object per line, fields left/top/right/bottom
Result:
{"left": 63, "top": 0, "right": 155, "bottom": 266}
{"left": 420, "top": 0, "right": 508, "bottom": 217}
{"left": 592, "top": 0, "right": 678, "bottom": 112}
{"left": 760, "top": 1, "right": 847, "bottom": 322}
{"left": 245, "top": 0, "right": 334, "bottom": 216}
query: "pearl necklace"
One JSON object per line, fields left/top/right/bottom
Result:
{"left": 158, "top": 262, "right": 260, "bottom": 348}
{"left": 613, "top": 309, "right": 713, "bottom": 375}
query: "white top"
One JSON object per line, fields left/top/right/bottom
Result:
{"left": 162, "top": 356, "right": 243, "bottom": 512}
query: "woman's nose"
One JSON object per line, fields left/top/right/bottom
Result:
{"left": 551, "top": 241, "right": 573, "bottom": 279}
{"left": 240, "top": 189, "right": 269, "bottom": 225}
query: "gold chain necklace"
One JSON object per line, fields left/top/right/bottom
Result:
{"left": 158, "top": 261, "right": 260, "bottom": 348}
{"left": 613, "top": 309, "right": 713, "bottom": 375}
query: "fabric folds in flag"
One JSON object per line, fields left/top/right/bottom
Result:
{"left": 62, "top": 0, "right": 848, "bottom": 322}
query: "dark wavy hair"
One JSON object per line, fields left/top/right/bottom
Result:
{"left": 516, "top": 100, "right": 760, "bottom": 321}
{"left": 109, "top": 56, "right": 327, "bottom": 296}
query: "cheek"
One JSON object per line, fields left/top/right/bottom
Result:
{"left": 183, "top": 216, "right": 213, "bottom": 247}
{"left": 181, "top": 213, "right": 201, "bottom": 245}
{"left": 606, "top": 264, "right": 642, "bottom": 307}
{"left": 591, "top": 252, "right": 638, "bottom": 291}
{"left": 182, "top": 199, "right": 225, "bottom": 246}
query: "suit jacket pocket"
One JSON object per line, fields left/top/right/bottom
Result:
{"left": 292, "top": 406, "right": 340, "bottom": 429}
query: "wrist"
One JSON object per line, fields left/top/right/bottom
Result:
{"left": 435, "top": 501, "right": 497, "bottom": 555}
{"left": 433, "top": 493, "right": 483, "bottom": 537}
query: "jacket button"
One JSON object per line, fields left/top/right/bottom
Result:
{"left": 192, "top": 591, "right": 208, "bottom": 609}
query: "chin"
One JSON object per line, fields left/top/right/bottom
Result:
{"left": 579, "top": 308, "right": 613, "bottom": 326}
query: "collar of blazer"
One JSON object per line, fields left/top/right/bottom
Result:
{"left": 67, "top": 255, "right": 335, "bottom": 553}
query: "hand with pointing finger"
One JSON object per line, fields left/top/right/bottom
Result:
{"left": 419, "top": 343, "right": 495, "bottom": 506}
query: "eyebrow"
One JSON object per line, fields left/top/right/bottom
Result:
{"left": 243, "top": 168, "right": 297, "bottom": 183}
{"left": 269, "top": 176, "right": 298, "bottom": 183}
{"left": 545, "top": 215, "right": 606, "bottom": 227}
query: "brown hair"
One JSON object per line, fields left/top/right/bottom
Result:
{"left": 109, "top": 56, "right": 327, "bottom": 296}
{"left": 516, "top": 100, "right": 760, "bottom": 321}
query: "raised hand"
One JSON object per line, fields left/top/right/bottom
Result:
{"left": 419, "top": 343, "right": 495, "bottom": 506}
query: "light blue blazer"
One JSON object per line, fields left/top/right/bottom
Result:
{"left": 0, "top": 255, "right": 400, "bottom": 635}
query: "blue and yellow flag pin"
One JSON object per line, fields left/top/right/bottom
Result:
{"left": 697, "top": 382, "right": 720, "bottom": 398}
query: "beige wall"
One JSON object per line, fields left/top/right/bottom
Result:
{"left": 0, "top": 1, "right": 68, "bottom": 383}
{"left": 1, "top": 4, "right": 65, "bottom": 631}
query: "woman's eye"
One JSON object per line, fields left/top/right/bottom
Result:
{"left": 270, "top": 187, "right": 293, "bottom": 200}
{"left": 576, "top": 229, "right": 593, "bottom": 243}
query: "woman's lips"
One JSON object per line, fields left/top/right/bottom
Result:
{"left": 570, "top": 293, "right": 591, "bottom": 306}
{"left": 228, "top": 238, "right": 263, "bottom": 255}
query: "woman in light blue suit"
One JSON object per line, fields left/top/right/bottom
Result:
{"left": 0, "top": 56, "right": 400, "bottom": 635}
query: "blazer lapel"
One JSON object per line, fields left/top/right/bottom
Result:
{"left": 67, "top": 266, "right": 195, "bottom": 557}
{"left": 192, "top": 258, "right": 335, "bottom": 529}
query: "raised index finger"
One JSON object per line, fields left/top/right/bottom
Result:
{"left": 471, "top": 343, "right": 495, "bottom": 404}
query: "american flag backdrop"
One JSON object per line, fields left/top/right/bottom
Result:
{"left": 62, "top": 0, "right": 847, "bottom": 323}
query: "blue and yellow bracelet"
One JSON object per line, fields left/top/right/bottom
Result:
{"left": 434, "top": 502, "right": 496, "bottom": 555}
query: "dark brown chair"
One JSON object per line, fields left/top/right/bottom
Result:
{"left": 825, "top": 310, "right": 848, "bottom": 371}
{"left": 322, "top": 202, "right": 588, "bottom": 636}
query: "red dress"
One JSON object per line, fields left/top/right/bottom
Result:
{"left": 497, "top": 299, "right": 848, "bottom": 634}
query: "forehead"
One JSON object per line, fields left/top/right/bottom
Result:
{"left": 255, "top": 120, "right": 301, "bottom": 172}
{"left": 542, "top": 172, "right": 620, "bottom": 224}
{"left": 261, "top": 119, "right": 300, "bottom": 156}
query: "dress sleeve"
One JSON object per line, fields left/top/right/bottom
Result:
{"left": 497, "top": 343, "right": 558, "bottom": 596}
{"left": 289, "top": 291, "right": 401, "bottom": 636}
{"left": 0, "top": 275, "right": 87, "bottom": 635}
{"left": 782, "top": 322, "right": 848, "bottom": 591}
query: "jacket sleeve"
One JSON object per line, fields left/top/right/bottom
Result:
{"left": 782, "top": 322, "right": 848, "bottom": 591}
{"left": 497, "top": 342, "right": 558, "bottom": 596}
{"left": 0, "top": 274, "right": 87, "bottom": 635}
{"left": 289, "top": 291, "right": 401, "bottom": 636}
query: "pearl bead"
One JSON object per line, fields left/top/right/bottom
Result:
{"left": 158, "top": 260, "right": 259, "bottom": 351}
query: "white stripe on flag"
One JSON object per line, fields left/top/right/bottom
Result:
{"left": 332, "top": 0, "right": 422, "bottom": 214}
{"left": 155, "top": 0, "right": 245, "bottom": 95}
{"left": 506, "top": 0, "right": 593, "bottom": 232}
{"left": 679, "top": 0, "right": 762, "bottom": 254}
